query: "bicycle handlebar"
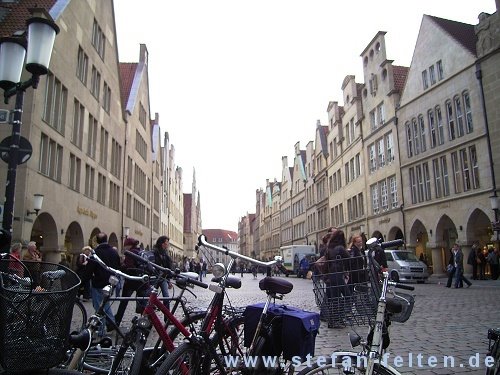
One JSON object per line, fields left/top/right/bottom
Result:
{"left": 390, "top": 282, "right": 415, "bottom": 291}
{"left": 89, "top": 251, "right": 148, "bottom": 284}
{"left": 366, "top": 237, "right": 404, "bottom": 250}
{"left": 123, "top": 250, "right": 209, "bottom": 289}
{"left": 198, "top": 234, "right": 278, "bottom": 268}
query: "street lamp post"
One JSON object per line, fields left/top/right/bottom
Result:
{"left": 0, "top": 8, "right": 59, "bottom": 246}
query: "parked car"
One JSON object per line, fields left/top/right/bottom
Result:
{"left": 384, "top": 249, "right": 429, "bottom": 283}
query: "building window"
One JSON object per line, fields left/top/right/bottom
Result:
{"left": 463, "top": 91, "right": 473, "bottom": 134}
{"left": 99, "top": 126, "right": 108, "bottom": 169}
{"left": 358, "top": 193, "right": 364, "bottom": 216}
{"left": 385, "top": 132, "right": 394, "bottom": 163}
{"left": 69, "top": 153, "right": 81, "bottom": 192}
{"left": 355, "top": 153, "right": 361, "bottom": 177}
{"left": 102, "top": 81, "right": 111, "bottom": 113}
{"left": 455, "top": 96, "right": 465, "bottom": 137}
{"left": 84, "top": 164, "right": 95, "bottom": 199}
{"left": 418, "top": 115, "right": 426, "bottom": 152}
{"left": 139, "top": 103, "right": 147, "bottom": 128}
{"left": 440, "top": 156, "right": 450, "bottom": 196}
{"left": 76, "top": 46, "right": 88, "bottom": 85}
{"left": 416, "top": 165, "right": 424, "bottom": 203}
{"left": 437, "top": 60, "right": 444, "bottom": 80}
{"left": 368, "top": 143, "right": 376, "bottom": 173}
{"left": 433, "top": 159, "right": 442, "bottom": 198}
{"left": 436, "top": 106, "right": 445, "bottom": 146}
{"left": 423, "top": 162, "right": 431, "bottom": 201}
{"left": 409, "top": 167, "right": 417, "bottom": 204}
{"left": 412, "top": 118, "right": 420, "bottom": 155}
{"left": 389, "top": 175, "right": 398, "bottom": 208}
{"left": 428, "top": 110, "right": 436, "bottom": 148}
{"left": 377, "top": 138, "right": 385, "bottom": 168}
{"left": 135, "top": 130, "right": 147, "bottom": 161}
{"left": 91, "top": 18, "right": 106, "bottom": 59}
{"left": 91, "top": 66, "right": 101, "bottom": 99}
{"left": 451, "top": 151, "right": 462, "bottom": 193}
{"left": 380, "top": 180, "right": 388, "bottom": 211}
{"left": 111, "top": 138, "right": 122, "bottom": 179}
{"left": 429, "top": 65, "right": 436, "bottom": 85}
{"left": 87, "top": 114, "right": 98, "bottom": 159}
{"left": 446, "top": 100, "right": 456, "bottom": 141}
{"left": 469, "top": 145, "right": 480, "bottom": 189}
{"left": 406, "top": 122, "right": 413, "bottom": 158}
{"left": 42, "top": 72, "right": 67, "bottom": 135}
{"left": 109, "top": 181, "right": 120, "bottom": 211}
{"left": 39, "top": 133, "right": 63, "bottom": 182}
{"left": 460, "top": 148, "right": 471, "bottom": 192}
{"left": 422, "top": 70, "right": 428, "bottom": 90}
{"left": 377, "top": 103, "right": 385, "bottom": 126}
{"left": 97, "top": 173, "right": 106, "bottom": 205}
{"left": 371, "top": 184, "right": 379, "bottom": 214}
{"left": 72, "top": 99, "right": 84, "bottom": 149}
{"left": 345, "top": 163, "right": 349, "bottom": 185}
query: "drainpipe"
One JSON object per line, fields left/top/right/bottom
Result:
{"left": 475, "top": 63, "right": 497, "bottom": 194}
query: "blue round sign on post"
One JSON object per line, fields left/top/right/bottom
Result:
{"left": 0, "top": 136, "right": 33, "bottom": 165}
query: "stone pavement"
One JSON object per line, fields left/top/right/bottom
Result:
{"left": 81, "top": 273, "right": 500, "bottom": 374}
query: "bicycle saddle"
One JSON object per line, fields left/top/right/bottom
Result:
{"left": 259, "top": 276, "right": 293, "bottom": 295}
{"left": 225, "top": 275, "right": 241, "bottom": 289}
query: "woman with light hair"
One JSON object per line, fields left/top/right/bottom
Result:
{"left": 77, "top": 246, "right": 92, "bottom": 300}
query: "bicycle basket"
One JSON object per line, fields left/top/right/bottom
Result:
{"left": 389, "top": 292, "right": 415, "bottom": 323}
{"left": 0, "top": 260, "right": 80, "bottom": 373}
{"left": 312, "top": 256, "right": 377, "bottom": 327}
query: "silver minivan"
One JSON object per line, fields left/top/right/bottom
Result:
{"left": 384, "top": 249, "right": 429, "bottom": 283}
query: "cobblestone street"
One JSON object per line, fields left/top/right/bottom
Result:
{"left": 84, "top": 273, "right": 500, "bottom": 374}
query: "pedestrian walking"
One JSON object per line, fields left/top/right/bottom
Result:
{"left": 114, "top": 237, "right": 146, "bottom": 327}
{"left": 82, "top": 232, "right": 121, "bottom": 335}
{"left": 153, "top": 236, "right": 173, "bottom": 310}
{"left": 446, "top": 242, "right": 472, "bottom": 288}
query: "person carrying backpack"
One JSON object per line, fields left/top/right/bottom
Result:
{"left": 115, "top": 237, "right": 147, "bottom": 326}
{"left": 154, "top": 236, "right": 173, "bottom": 310}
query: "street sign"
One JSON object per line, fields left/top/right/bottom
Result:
{"left": 0, "top": 109, "right": 9, "bottom": 123}
{"left": 0, "top": 136, "right": 33, "bottom": 165}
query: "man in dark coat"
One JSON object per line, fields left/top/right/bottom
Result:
{"left": 83, "top": 232, "right": 121, "bottom": 333}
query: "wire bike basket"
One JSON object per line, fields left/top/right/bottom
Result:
{"left": 312, "top": 256, "right": 378, "bottom": 328}
{"left": 0, "top": 259, "right": 80, "bottom": 373}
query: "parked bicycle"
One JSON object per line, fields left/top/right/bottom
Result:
{"left": 108, "top": 249, "right": 214, "bottom": 375}
{"left": 297, "top": 237, "right": 415, "bottom": 375}
{"left": 154, "top": 234, "right": 321, "bottom": 375}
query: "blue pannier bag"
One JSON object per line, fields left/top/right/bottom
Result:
{"left": 243, "top": 303, "right": 320, "bottom": 362}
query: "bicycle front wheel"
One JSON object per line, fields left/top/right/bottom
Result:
{"left": 70, "top": 299, "right": 87, "bottom": 334}
{"left": 83, "top": 346, "right": 128, "bottom": 374}
{"left": 296, "top": 352, "right": 400, "bottom": 375}
{"left": 154, "top": 342, "right": 207, "bottom": 375}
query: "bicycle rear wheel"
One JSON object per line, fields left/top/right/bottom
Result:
{"left": 296, "top": 352, "right": 399, "bottom": 375}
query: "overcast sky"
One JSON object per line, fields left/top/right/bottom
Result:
{"left": 114, "top": 0, "right": 496, "bottom": 232}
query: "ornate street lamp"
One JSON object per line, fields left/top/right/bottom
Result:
{"left": 0, "top": 9, "right": 59, "bottom": 244}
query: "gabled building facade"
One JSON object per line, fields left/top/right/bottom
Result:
{"left": 397, "top": 14, "right": 495, "bottom": 275}
{"left": 361, "top": 32, "right": 407, "bottom": 246}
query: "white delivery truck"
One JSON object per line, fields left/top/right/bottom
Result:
{"left": 279, "top": 245, "right": 316, "bottom": 277}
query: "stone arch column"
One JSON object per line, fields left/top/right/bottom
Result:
{"left": 428, "top": 242, "right": 445, "bottom": 277}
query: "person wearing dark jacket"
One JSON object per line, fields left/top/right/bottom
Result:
{"left": 325, "top": 229, "right": 351, "bottom": 328}
{"left": 154, "top": 236, "right": 172, "bottom": 310}
{"left": 82, "top": 232, "right": 121, "bottom": 334}
{"left": 114, "top": 237, "right": 145, "bottom": 326}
